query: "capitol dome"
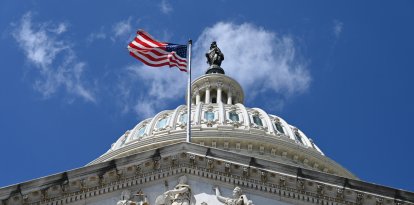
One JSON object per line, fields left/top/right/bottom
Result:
{"left": 89, "top": 72, "right": 355, "bottom": 179}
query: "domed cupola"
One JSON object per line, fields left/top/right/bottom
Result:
{"left": 191, "top": 41, "right": 243, "bottom": 105}
{"left": 89, "top": 42, "right": 355, "bottom": 179}
{"left": 190, "top": 73, "right": 244, "bottom": 106}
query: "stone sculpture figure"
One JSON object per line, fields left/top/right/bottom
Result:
{"left": 117, "top": 190, "right": 149, "bottom": 205}
{"left": 155, "top": 176, "right": 196, "bottom": 205}
{"left": 214, "top": 186, "right": 253, "bottom": 205}
{"left": 206, "top": 41, "right": 224, "bottom": 67}
{"left": 117, "top": 190, "right": 136, "bottom": 205}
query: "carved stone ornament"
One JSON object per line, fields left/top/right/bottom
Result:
{"left": 279, "top": 177, "right": 286, "bottom": 187}
{"left": 376, "top": 197, "right": 384, "bottom": 205}
{"left": 207, "top": 158, "right": 215, "bottom": 171}
{"left": 116, "top": 190, "right": 134, "bottom": 205}
{"left": 316, "top": 184, "right": 324, "bottom": 196}
{"left": 217, "top": 80, "right": 223, "bottom": 88}
{"left": 356, "top": 193, "right": 364, "bottom": 205}
{"left": 260, "top": 171, "right": 267, "bottom": 183}
{"left": 116, "top": 189, "right": 149, "bottom": 205}
{"left": 297, "top": 179, "right": 305, "bottom": 191}
{"left": 214, "top": 186, "right": 254, "bottom": 205}
{"left": 189, "top": 154, "right": 196, "bottom": 166}
{"left": 242, "top": 166, "right": 250, "bottom": 178}
{"left": 228, "top": 120, "right": 242, "bottom": 128}
{"left": 155, "top": 175, "right": 196, "bottom": 205}
{"left": 336, "top": 188, "right": 344, "bottom": 201}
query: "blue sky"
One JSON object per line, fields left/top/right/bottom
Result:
{"left": 1, "top": 0, "right": 414, "bottom": 192}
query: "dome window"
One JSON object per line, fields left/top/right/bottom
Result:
{"left": 131, "top": 123, "right": 147, "bottom": 140}
{"left": 294, "top": 131, "right": 304, "bottom": 144}
{"left": 179, "top": 113, "right": 188, "bottom": 123}
{"left": 204, "top": 111, "right": 215, "bottom": 121}
{"left": 229, "top": 111, "right": 239, "bottom": 122}
{"left": 275, "top": 123, "right": 284, "bottom": 134}
{"left": 137, "top": 126, "right": 146, "bottom": 137}
{"left": 253, "top": 116, "right": 263, "bottom": 126}
{"left": 156, "top": 117, "right": 169, "bottom": 129}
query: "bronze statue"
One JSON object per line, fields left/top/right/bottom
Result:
{"left": 205, "top": 41, "right": 224, "bottom": 67}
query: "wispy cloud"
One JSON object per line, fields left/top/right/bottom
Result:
{"left": 333, "top": 20, "right": 344, "bottom": 39}
{"left": 159, "top": 0, "right": 173, "bottom": 14}
{"left": 116, "top": 65, "right": 186, "bottom": 118}
{"left": 49, "top": 23, "right": 67, "bottom": 34}
{"left": 112, "top": 17, "right": 132, "bottom": 40}
{"left": 193, "top": 22, "right": 311, "bottom": 101}
{"left": 12, "top": 12, "right": 95, "bottom": 102}
{"left": 87, "top": 28, "right": 107, "bottom": 43}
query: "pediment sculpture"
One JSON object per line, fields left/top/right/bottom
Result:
{"left": 116, "top": 190, "right": 149, "bottom": 205}
{"left": 214, "top": 186, "right": 254, "bottom": 205}
{"left": 155, "top": 175, "right": 196, "bottom": 205}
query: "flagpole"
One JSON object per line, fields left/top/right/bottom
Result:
{"left": 186, "top": 40, "right": 192, "bottom": 143}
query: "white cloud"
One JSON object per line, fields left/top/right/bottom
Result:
{"left": 112, "top": 17, "right": 132, "bottom": 39}
{"left": 134, "top": 100, "right": 157, "bottom": 119}
{"left": 333, "top": 20, "right": 343, "bottom": 38}
{"left": 50, "top": 23, "right": 67, "bottom": 34}
{"left": 117, "top": 64, "right": 187, "bottom": 118}
{"left": 193, "top": 22, "right": 311, "bottom": 100}
{"left": 12, "top": 12, "right": 95, "bottom": 102}
{"left": 87, "top": 31, "right": 106, "bottom": 43}
{"left": 117, "top": 22, "right": 310, "bottom": 117}
{"left": 159, "top": 0, "right": 173, "bottom": 14}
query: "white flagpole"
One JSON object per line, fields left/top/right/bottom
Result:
{"left": 186, "top": 40, "right": 192, "bottom": 143}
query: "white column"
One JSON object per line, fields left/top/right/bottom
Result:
{"left": 217, "top": 87, "right": 222, "bottom": 103}
{"left": 227, "top": 91, "right": 232, "bottom": 104}
{"left": 205, "top": 88, "right": 210, "bottom": 104}
{"left": 196, "top": 92, "right": 200, "bottom": 105}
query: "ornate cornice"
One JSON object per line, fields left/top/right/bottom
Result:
{"left": 2, "top": 143, "right": 413, "bottom": 205}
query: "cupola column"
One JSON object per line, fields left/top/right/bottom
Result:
{"left": 217, "top": 88, "right": 222, "bottom": 103}
{"left": 205, "top": 88, "right": 210, "bottom": 104}
{"left": 217, "top": 82, "right": 222, "bottom": 104}
{"left": 227, "top": 91, "right": 232, "bottom": 104}
{"left": 195, "top": 92, "right": 200, "bottom": 105}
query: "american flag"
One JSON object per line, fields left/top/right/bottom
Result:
{"left": 127, "top": 30, "right": 188, "bottom": 72}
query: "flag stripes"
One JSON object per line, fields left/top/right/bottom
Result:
{"left": 128, "top": 30, "right": 187, "bottom": 72}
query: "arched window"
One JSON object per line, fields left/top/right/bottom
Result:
{"left": 253, "top": 116, "right": 263, "bottom": 126}
{"left": 205, "top": 111, "right": 215, "bottom": 121}
{"left": 156, "top": 117, "right": 169, "bottom": 129}
{"left": 294, "top": 131, "right": 304, "bottom": 144}
{"left": 274, "top": 122, "right": 284, "bottom": 134}
{"left": 131, "top": 125, "right": 147, "bottom": 140}
{"left": 179, "top": 113, "right": 188, "bottom": 123}
{"left": 229, "top": 111, "right": 239, "bottom": 122}
{"left": 137, "top": 126, "right": 146, "bottom": 137}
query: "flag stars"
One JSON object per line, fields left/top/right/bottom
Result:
{"left": 166, "top": 44, "right": 187, "bottom": 58}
